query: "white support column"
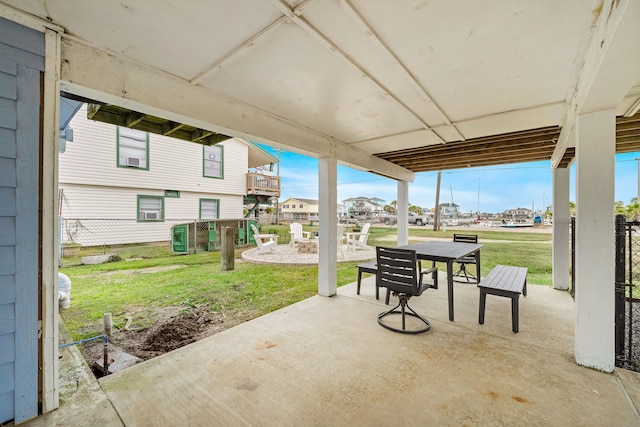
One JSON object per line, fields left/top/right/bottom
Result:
{"left": 318, "top": 156, "right": 338, "bottom": 296}
{"left": 552, "top": 166, "right": 570, "bottom": 290}
{"left": 574, "top": 109, "right": 616, "bottom": 372}
{"left": 397, "top": 180, "right": 409, "bottom": 246}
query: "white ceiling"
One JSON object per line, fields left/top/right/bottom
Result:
{"left": 3, "top": 0, "right": 640, "bottom": 176}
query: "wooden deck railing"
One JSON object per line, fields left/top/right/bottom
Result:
{"left": 246, "top": 173, "right": 280, "bottom": 197}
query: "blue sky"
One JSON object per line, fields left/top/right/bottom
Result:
{"left": 260, "top": 146, "right": 639, "bottom": 214}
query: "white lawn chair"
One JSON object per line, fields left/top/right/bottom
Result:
{"left": 289, "top": 222, "right": 312, "bottom": 246}
{"left": 346, "top": 223, "right": 371, "bottom": 250}
{"left": 250, "top": 224, "right": 278, "bottom": 254}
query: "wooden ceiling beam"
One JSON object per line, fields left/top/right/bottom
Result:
{"left": 162, "top": 122, "right": 185, "bottom": 136}
{"left": 191, "top": 129, "right": 215, "bottom": 142}
{"left": 616, "top": 128, "right": 640, "bottom": 139}
{"left": 616, "top": 120, "right": 640, "bottom": 132}
{"left": 382, "top": 142, "right": 557, "bottom": 166}
{"left": 397, "top": 149, "right": 556, "bottom": 170}
{"left": 126, "top": 112, "right": 145, "bottom": 128}
{"left": 558, "top": 147, "right": 576, "bottom": 168}
{"left": 616, "top": 136, "right": 640, "bottom": 144}
{"left": 378, "top": 127, "right": 560, "bottom": 160}
{"left": 616, "top": 111, "right": 640, "bottom": 124}
{"left": 201, "top": 134, "right": 232, "bottom": 146}
{"left": 84, "top": 103, "right": 235, "bottom": 146}
{"left": 379, "top": 137, "right": 558, "bottom": 163}
{"left": 406, "top": 154, "right": 556, "bottom": 172}
{"left": 372, "top": 118, "right": 639, "bottom": 172}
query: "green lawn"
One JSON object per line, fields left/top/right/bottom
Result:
{"left": 60, "top": 226, "right": 553, "bottom": 341}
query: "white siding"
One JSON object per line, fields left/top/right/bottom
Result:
{"left": 59, "top": 104, "right": 248, "bottom": 196}
{"left": 60, "top": 185, "right": 242, "bottom": 220}
{"left": 58, "top": 105, "right": 251, "bottom": 246}
{"left": 60, "top": 185, "right": 245, "bottom": 246}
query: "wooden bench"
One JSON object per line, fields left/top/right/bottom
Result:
{"left": 356, "top": 261, "right": 438, "bottom": 303}
{"left": 478, "top": 265, "right": 528, "bottom": 333}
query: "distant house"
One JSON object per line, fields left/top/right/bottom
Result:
{"left": 342, "top": 196, "right": 386, "bottom": 218}
{"left": 58, "top": 104, "right": 278, "bottom": 246}
{"left": 280, "top": 198, "right": 320, "bottom": 222}
{"left": 439, "top": 202, "right": 460, "bottom": 218}
{"left": 503, "top": 207, "right": 533, "bottom": 221}
{"left": 421, "top": 207, "right": 436, "bottom": 222}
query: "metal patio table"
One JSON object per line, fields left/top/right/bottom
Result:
{"left": 397, "top": 241, "right": 483, "bottom": 321}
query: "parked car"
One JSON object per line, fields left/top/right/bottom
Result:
{"left": 380, "top": 211, "right": 427, "bottom": 226}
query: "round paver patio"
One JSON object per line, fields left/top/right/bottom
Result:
{"left": 241, "top": 243, "right": 375, "bottom": 266}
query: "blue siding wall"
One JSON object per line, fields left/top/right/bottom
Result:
{"left": 0, "top": 16, "right": 44, "bottom": 424}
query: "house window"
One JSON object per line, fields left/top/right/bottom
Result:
{"left": 299, "top": 204, "right": 303, "bottom": 208}
{"left": 203, "top": 145, "right": 223, "bottom": 178}
{"left": 200, "top": 199, "right": 219, "bottom": 219}
{"left": 118, "top": 127, "right": 149, "bottom": 169}
{"left": 138, "top": 195, "right": 163, "bottom": 221}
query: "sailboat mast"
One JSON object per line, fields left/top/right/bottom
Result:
{"left": 434, "top": 171, "right": 441, "bottom": 231}
{"left": 450, "top": 185, "right": 456, "bottom": 220}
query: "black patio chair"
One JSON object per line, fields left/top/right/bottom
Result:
{"left": 376, "top": 246, "right": 432, "bottom": 334}
{"left": 452, "top": 233, "right": 478, "bottom": 283}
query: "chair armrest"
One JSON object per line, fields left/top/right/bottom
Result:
{"left": 257, "top": 233, "right": 278, "bottom": 242}
{"left": 347, "top": 232, "right": 369, "bottom": 239}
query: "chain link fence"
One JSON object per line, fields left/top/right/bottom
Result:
{"left": 59, "top": 217, "right": 263, "bottom": 266}
{"left": 58, "top": 215, "right": 348, "bottom": 266}
{"left": 615, "top": 216, "right": 640, "bottom": 372}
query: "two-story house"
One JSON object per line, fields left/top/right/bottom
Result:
{"left": 503, "top": 207, "right": 533, "bottom": 222}
{"left": 439, "top": 202, "right": 460, "bottom": 219}
{"left": 280, "top": 198, "right": 320, "bottom": 222}
{"left": 342, "top": 196, "right": 386, "bottom": 219}
{"left": 59, "top": 104, "right": 278, "bottom": 247}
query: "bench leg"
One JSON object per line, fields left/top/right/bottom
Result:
{"left": 523, "top": 279, "right": 527, "bottom": 297}
{"left": 357, "top": 269, "right": 363, "bottom": 295}
{"left": 479, "top": 289, "right": 487, "bottom": 324}
{"left": 511, "top": 295, "right": 520, "bottom": 333}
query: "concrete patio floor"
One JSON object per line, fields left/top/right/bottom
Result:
{"left": 25, "top": 274, "right": 640, "bottom": 426}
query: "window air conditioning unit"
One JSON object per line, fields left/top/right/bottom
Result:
{"left": 143, "top": 212, "right": 158, "bottom": 220}
{"left": 126, "top": 157, "right": 141, "bottom": 167}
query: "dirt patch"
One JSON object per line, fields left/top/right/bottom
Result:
{"left": 80, "top": 305, "right": 227, "bottom": 370}
{"left": 77, "top": 265, "right": 186, "bottom": 278}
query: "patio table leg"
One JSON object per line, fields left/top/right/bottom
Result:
{"left": 511, "top": 295, "right": 519, "bottom": 333}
